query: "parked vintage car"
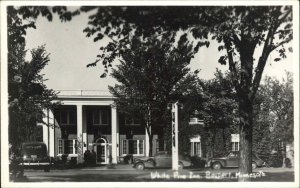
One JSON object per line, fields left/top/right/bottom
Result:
{"left": 20, "top": 142, "right": 51, "bottom": 172}
{"left": 207, "top": 151, "right": 264, "bottom": 170}
{"left": 132, "top": 151, "right": 192, "bottom": 170}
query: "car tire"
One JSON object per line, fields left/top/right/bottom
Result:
{"left": 147, "top": 159, "right": 155, "bottom": 167}
{"left": 212, "top": 162, "right": 222, "bottom": 170}
{"left": 136, "top": 162, "right": 145, "bottom": 170}
{"left": 178, "top": 162, "right": 184, "bottom": 171}
{"left": 252, "top": 162, "right": 257, "bottom": 169}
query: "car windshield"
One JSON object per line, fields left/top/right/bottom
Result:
{"left": 22, "top": 143, "right": 47, "bottom": 157}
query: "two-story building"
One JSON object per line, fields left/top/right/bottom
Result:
{"left": 41, "top": 90, "right": 167, "bottom": 164}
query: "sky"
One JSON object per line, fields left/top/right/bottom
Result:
{"left": 25, "top": 7, "right": 294, "bottom": 92}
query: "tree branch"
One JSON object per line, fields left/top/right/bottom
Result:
{"left": 251, "top": 8, "right": 292, "bottom": 101}
{"left": 232, "top": 34, "right": 241, "bottom": 49}
{"left": 277, "top": 8, "right": 292, "bottom": 27}
{"left": 270, "top": 36, "right": 293, "bottom": 51}
{"left": 224, "top": 38, "right": 241, "bottom": 95}
{"left": 251, "top": 27, "right": 274, "bottom": 101}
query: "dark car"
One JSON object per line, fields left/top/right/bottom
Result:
{"left": 207, "top": 151, "right": 264, "bottom": 170}
{"left": 132, "top": 151, "right": 192, "bottom": 170}
{"left": 20, "top": 142, "right": 51, "bottom": 172}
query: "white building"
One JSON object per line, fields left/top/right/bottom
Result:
{"left": 42, "top": 90, "right": 164, "bottom": 164}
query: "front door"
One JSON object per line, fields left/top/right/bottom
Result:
{"left": 95, "top": 138, "right": 107, "bottom": 164}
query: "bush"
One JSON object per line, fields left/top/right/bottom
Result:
{"left": 269, "top": 153, "right": 283, "bottom": 167}
{"left": 84, "top": 150, "right": 96, "bottom": 166}
{"left": 285, "top": 158, "right": 292, "bottom": 168}
{"left": 70, "top": 157, "right": 77, "bottom": 166}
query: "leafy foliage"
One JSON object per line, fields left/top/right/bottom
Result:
{"left": 9, "top": 5, "right": 293, "bottom": 174}
{"left": 108, "top": 32, "right": 196, "bottom": 155}
{"left": 7, "top": 6, "right": 58, "bottom": 152}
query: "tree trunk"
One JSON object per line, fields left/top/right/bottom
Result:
{"left": 238, "top": 97, "right": 253, "bottom": 182}
{"left": 282, "top": 141, "right": 286, "bottom": 168}
{"left": 149, "top": 134, "right": 153, "bottom": 157}
{"left": 236, "top": 47, "right": 255, "bottom": 182}
{"left": 211, "top": 130, "right": 216, "bottom": 157}
{"left": 222, "top": 128, "right": 226, "bottom": 153}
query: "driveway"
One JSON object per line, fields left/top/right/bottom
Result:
{"left": 15, "top": 166, "right": 294, "bottom": 182}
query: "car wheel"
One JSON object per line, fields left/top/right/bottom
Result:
{"left": 147, "top": 159, "right": 155, "bottom": 167}
{"left": 212, "top": 162, "right": 222, "bottom": 170}
{"left": 136, "top": 162, "right": 145, "bottom": 170}
{"left": 252, "top": 162, "right": 257, "bottom": 169}
{"left": 178, "top": 162, "right": 184, "bottom": 171}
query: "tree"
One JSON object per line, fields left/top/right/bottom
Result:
{"left": 202, "top": 7, "right": 292, "bottom": 177}
{"left": 252, "top": 90, "right": 273, "bottom": 163}
{"left": 168, "top": 72, "right": 204, "bottom": 155}
{"left": 260, "top": 72, "right": 293, "bottom": 167}
{"left": 7, "top": 6, "right": 57, "bottom": 152}
{"left": 199, "top": 70, "right": 238, "bottom": 157}
{"left": 8, "top": 45, "right": 58, "bottom": 152}
{"left": 166, "top": 70, "right": 237, "bottom": 158}
{"left": 108, "top": 32, "right": 195, "bottom": 156}
{"left": 9, "top": 5, "right": 293, "bottom": 178}
{"left": 77, "top": 6, "right": 293, "bottom": 178}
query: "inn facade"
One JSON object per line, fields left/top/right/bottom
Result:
{"left": 41, "top": 90, "right": 171, "bottom": 164}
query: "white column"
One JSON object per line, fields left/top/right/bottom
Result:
{"left": 145, "top": 127, "right": 150, "bottom": 156}
{"left": 42, "top": 109, "right": 54, "bottom": 157}
{"left": 111, "top": 106, "right": 118, "bottom": 164}
{"left": 200, "top": 139, "right": 202, "bottom": 157}
{"left": 82, "top": 106, "right": 87, "bottom": 154}
{"left": 77, "top": 105, "right": 83, "bottom": 162}
{"left": 42, "top": 109, "right": 49, "bottom": 150}
{"left": 116, "top": 118, "right": 120, "bottom": 158}
{"left": 49, "top": 110, "right": 55, "bottom": 157}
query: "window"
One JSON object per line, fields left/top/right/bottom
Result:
{"left": 139, "top": 140, "right": 144, "bottom": 155}
{"left": 93, "top": 109, "right": 109, "bottom": 125}
{"left": 122, "top": 139, "right": 144, "bottom": 156}
{"left": 57, "top": 139, "right": 77, "bottom": 155}
{"left": 67, "top": 140, "right": 73, "bottom": 154}
{"left": 122, "top": 140, "right": 127, "bottom": 155}
{"left": 58, "top": 140, "right": 63, "bottom": 154}
{"left": 59, "top": 110, "right": 76, "bottom": 125}
{"left": 156, "top": 139, "right": 165, "bottom": 152}
{"left": 232, "top": 142, "right": 239, "bottom": 151}
{"left": 191, "top": 142, "right": 201, "bottom": 156}
{"left": 75, "top": 140, "right": 78, "bottom": 154}
{"left": 190, "top": 136, "right": 201, "bottom": 156}
{"left": 129, "top": 140, "right": 137, "bottom": 154}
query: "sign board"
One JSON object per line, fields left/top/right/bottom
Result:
{"left": 231, "top": 134, "right": 239, "bottom": 142}
{"left": 171, "top": 102, "right": 179, "bottom": 171}
{"left": 190, "top": 135, "right": 201, "bottom": 142}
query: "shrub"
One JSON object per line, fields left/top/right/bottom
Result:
{"left": 269, "top": 153, "right": 283, "bottom": 167}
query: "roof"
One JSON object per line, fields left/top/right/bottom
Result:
{"left": 56, "top": 90, "right": 113, "bottom": 99}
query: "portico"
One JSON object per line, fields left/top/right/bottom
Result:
{"left": 42, "top": 90, "right": 157, "bottom": 164}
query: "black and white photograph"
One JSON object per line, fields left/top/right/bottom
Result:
{"left": 1, "top": 1, "right": 299, "bottom": 187}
